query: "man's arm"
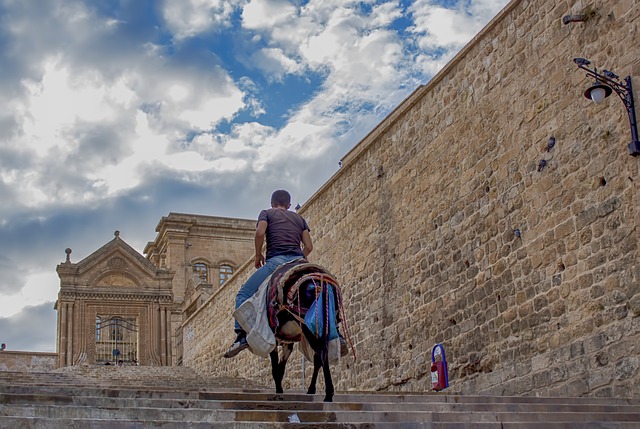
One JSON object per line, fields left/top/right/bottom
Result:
{"left": 301, "top": 229, "right": 313, "bottom": 258}
{"left": 254, "top": 220, "right": 267, "bottom": 268}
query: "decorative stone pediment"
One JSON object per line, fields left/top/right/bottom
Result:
{"left": 85, "top": 252, "right": 156, "bottom": 291}
{"left": 76, "top": 238, "right": 158, "bottom": 277}
{"left": 95, "top": 272, "right": 138, "bottom": 288}
{"left": 107, "top": 256, "right": 127, "bottom": 270}
{"left": 57, "top": 234, "right": 173, "bottom": 292}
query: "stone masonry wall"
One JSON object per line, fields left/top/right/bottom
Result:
{"left": 0, "top": 351, "right": 58, "bottom": 372}
{"left": 183, "top": 0, "right": 640, "bottom": 397}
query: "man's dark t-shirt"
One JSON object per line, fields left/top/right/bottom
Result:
{"left": 258, "top": 208, "right": 310, "bottom": 260}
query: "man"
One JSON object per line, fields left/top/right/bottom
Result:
{"left": 224, "top": 189, "right": 313, "bottom": 358}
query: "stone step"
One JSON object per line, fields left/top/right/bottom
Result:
{"left": 3, "top": 369, "right": 639, "bottom": 405}
{"left": 1, "top": 418, "right": 639, "bottom": 429}
{"left": 3, "top": 383, "right": 640, "bottom": 407}
{"left": 2, "top": 402, "right": 640, "bottom": 425}
{"left": 2, "top": 391, "right": 639, "bottom": 414}
{"left": 1, "top": 419, "right": 638, "bottom": 429}
{"left": 1, "top": 368, "right": 638, "bottom": 428}
{"left": 6, "top": 418, "right": 638, "bottom": 429}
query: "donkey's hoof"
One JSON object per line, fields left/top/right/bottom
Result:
{"left": 306, "top": 389, "right": 316, "bottom": 395}
{"left": 270, "top": 394, "right": 284, "bottom": 401}
{"left": 323, "top": 396, "right": 333, "bottom": 403}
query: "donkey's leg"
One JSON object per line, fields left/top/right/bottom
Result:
{"left": 303, "top": 326, "right": 323, "bottom": 396}
{"left": 269, "top": 349, "right": 284, "bottom": 395}
{"left": 270, "top": 344, "right": 294, "bottom": 400}
{"left": 306, "top": 351, "right": 322, "bottom": 395}
{"left": 320, "top": 348, "right": 334, "bottom": 402}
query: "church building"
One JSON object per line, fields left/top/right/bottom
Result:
{"left": 55, "top": 213, "right": 255, "bottom": 368}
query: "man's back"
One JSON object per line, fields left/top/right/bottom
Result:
{"left": 259, "top": 208, "right": 308, "bottom": 259}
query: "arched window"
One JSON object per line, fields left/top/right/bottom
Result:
{"left": 219, "top": 265, "right": 233, "bottom": 285}
{"left": 193, "top": 262, "right": 208, "bottom": 283}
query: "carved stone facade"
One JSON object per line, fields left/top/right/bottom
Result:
{"left": 56, "top": 213, "right": 255, "bottom": 367}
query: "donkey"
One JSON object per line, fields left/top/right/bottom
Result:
{"left": 266, "top": 260, "right": 350, "bottom": 403}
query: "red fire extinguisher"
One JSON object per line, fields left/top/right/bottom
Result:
{"left": 431, "top": 343, "right": 449, "bottom": 391}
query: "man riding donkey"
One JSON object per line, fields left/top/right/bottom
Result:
{"left": 224, "top": 189, "right": 350, "bottom": 358}
{"left": 224, "top": 189, "right": 313, "bottom": 357}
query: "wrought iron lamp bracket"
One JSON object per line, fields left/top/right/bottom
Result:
{"left": 574, "top": 58, "right": 640, "bottom": 156}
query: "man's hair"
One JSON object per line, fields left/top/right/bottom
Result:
{"left": 271, "top": 189, "right": 291, "bottom": 207}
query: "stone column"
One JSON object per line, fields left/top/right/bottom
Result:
{"left": 164, "top": 306, "right": 172, "bottom": 366}
{"left": 160, "top": 306, "right": 167, "bottom": 366}
{"left": 59, "top": 303, "right": 67, "bottom": 367}
{"left": 66, "top": 303, "right": 74, "bottom": 366}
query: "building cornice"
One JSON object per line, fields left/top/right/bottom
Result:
{"left": 58, "top": 290, "right": 173, "bottom": 303}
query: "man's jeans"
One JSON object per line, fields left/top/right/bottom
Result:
{"left": 234, "top": 253, "right": 302, "bottom": 332}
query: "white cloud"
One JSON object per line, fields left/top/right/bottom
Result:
{"left": 250, "top": 47, "right": 304, "bottom": 80}
{"left": 213, "top": 121, "right": 275, "bottom": 154}
{"left": 410, "top": 5, "right": 476, "bottom": 49}
{"left": 3, "top": 59, "right": 140, "bottom": 206}
{"left": 130, "top": 63, "right": 246, "bottom": 131}
{"left": 5, "top": 48, "right": 249, "bottom": 201}
{"left": 369, "top": 2, "right": 403, "bottom": 27}
{"left": 409, "top": 0, "right": 507, "bottom": 50}
{"left": 242, "top": 0, "right": 297, "bottom": 30}
{"left": 93, "top": 111, "right": 250, "bottom": 195}
{"left": 2, "top": 0, "right": 510, "bottom": 208}
{"left": 0, "top": 271, "right": 59, "bottom": 318}
{"left": 217, "top": 1, "right": 419, "bottom": 175}
{"left": 19, "top": 59, "right": 124, "bottom": 153}
{"left": 254, "top": 119, "right": 329, "bottom": 170}
{"left": 177, "top": 84, "right": 245, "bottom": 130}
{"left": 162, "top": 0, "right": 241, "bottom": 40}
{"left": 239, "top": 0, "right": 411, "bottom": 108}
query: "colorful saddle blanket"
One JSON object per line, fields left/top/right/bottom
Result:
{"left": 266, "top": 260, "right": 342, "bottom": 340}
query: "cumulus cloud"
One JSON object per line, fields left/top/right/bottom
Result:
{"left": 242, "top": 0, "right": 297, "bottom": 30}
{"left": 409, "top": 0, "right": 506, "bottom": 50}
{"left": 250, "top": 47, "right": 304, "bottom": 80}
{"left": 1, "top": 2, "right": 252, "bottom": 201}
{"left": 233, "top": 0, "right": 419, "bottom": 175}
{"left": 162, "top": 0, "right": 241, "bottom": 40}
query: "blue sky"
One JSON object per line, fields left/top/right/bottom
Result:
{"left": 0, "top": 0, "right": 508, "bottom": 352}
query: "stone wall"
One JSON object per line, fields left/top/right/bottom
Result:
{"left": 0, "top": 351, "right": 58, "bottom": 372}
{"left": 183, "top": 0, "right": 640, "bottom": 398}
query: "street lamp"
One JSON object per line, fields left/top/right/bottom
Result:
{"left": 573, "top": 58, "right": 640, "bottom": 156}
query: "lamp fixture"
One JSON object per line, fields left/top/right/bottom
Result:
{"left": 585, "top": 83, "right": 612, "bottom": 104}
{"left": 573, "top": 58, "right": 640, "bottom": 156}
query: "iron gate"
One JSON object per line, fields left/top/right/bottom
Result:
{"left": 95, "top": 316, "right": 138, "bottom": 365}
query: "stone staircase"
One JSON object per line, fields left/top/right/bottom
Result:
{"left": 1, "top": 367, "right": 640, "bottom": 428}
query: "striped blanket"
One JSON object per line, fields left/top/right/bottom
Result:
{"left": 266, "top": 260, "right": 342, "bottom": 342}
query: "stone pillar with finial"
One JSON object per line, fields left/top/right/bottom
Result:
{"left": 65, "top": 248, "right": 72, "bottom": 263}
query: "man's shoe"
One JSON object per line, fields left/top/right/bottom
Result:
{"left": 223, "top": 337, "right": 248, "bottom": 358}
